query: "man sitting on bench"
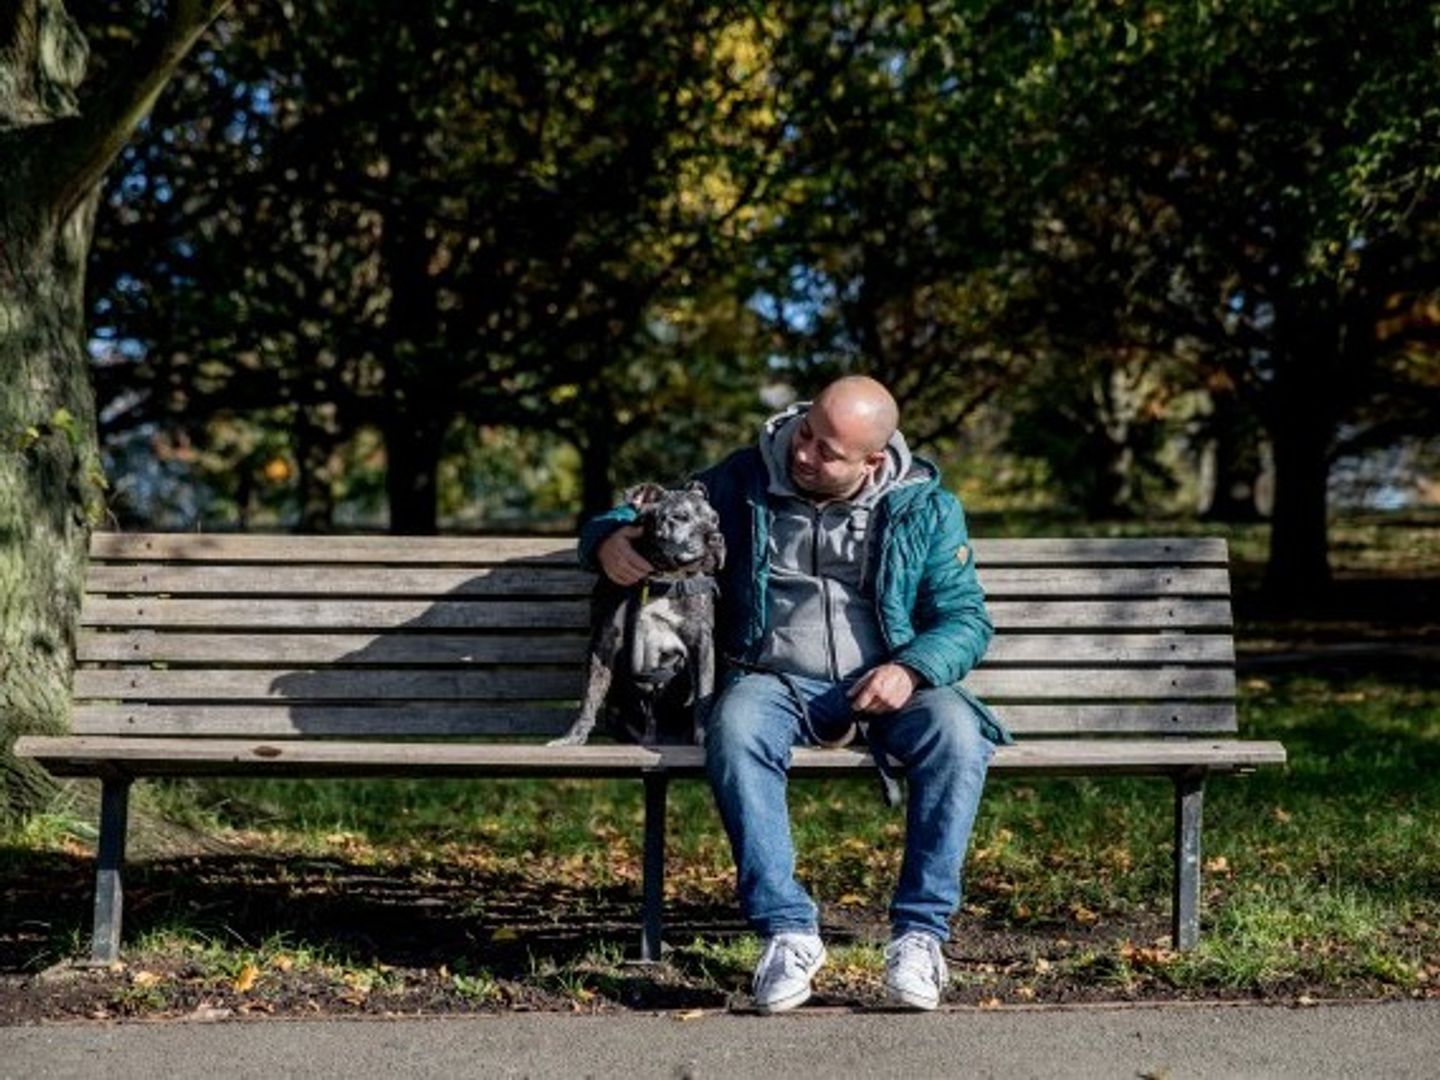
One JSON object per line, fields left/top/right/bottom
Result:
{"left": 581, "top": 375, "right": 1009, "bottom": 1013}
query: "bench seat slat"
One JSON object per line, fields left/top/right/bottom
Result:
{"left": 70, "top": 702, "right": 1238, "bottom": 738}
{"left": 79, "top": 597, "right": 1232, "bottom": 631}
{"left": 13, "top": 734, "right": 1287, "bottom": 779}
{"left": 83, "top": 565, "right": 1231, "bottom": 599}
{"left": 72, "top": 667, "right": 1237, "bottom": 702}
{"left": 77, "top": 631, "right": 1236, "bottom": 666}
{"left": 91, "top": 534, "right": 1229, "bottom": 566}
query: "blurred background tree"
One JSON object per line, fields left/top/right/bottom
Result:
{"left": 84, "top": 2, "right": 1440, "bottom": 585}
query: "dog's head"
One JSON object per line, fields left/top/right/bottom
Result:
{"left": 624, "top": 481, "right": 725, "bottom": 574}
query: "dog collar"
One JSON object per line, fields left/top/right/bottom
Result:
{"left": 641, "top": 575, "right": 718, "bottom": 603}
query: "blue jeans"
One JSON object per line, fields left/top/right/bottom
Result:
{"left": 704, "top": 671, "right": 995, "bottom": 942}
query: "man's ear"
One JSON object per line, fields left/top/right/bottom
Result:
{"left": 623, "top": 482, "right": 667, "bottom": 509}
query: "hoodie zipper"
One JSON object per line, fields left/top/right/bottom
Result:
{"left": 811, "top": 505, "right": 841, "bottom": 682}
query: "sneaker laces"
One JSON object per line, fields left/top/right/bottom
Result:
{"left": 885, "top": 931, "right": 944, "bottom": 990}
{"left": 753, "top": 933, "right": 821, "bottom": 995}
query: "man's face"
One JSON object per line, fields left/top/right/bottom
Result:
{"left": 788, "top": 406, "right": 884, "bottom": 501}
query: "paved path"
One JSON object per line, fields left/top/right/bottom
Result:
{"left": 4, "top": 1001, "right": 1437, "bottom": 1079}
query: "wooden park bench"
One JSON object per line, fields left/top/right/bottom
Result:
{"left": 16, "top": 532, "right": 1286, "bottom": 966}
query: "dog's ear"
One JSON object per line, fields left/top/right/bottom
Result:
{"left": 685, "top": 480, "right": 708, "bottom": 498}
{"left": 623, "top": 482, "right": 668, "bottom": 510}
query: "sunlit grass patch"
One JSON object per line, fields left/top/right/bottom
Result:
{"left": 1170, "top": 884, "right": 1424, "bottom": 990}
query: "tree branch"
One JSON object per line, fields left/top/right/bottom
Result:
{"left": 39, "top": 0, "right": 232, "bottom": 222}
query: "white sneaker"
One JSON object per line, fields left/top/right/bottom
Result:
{"left": 751, "top": 932, "right": 826, "bottom": 1014}
{"left": 884, "top": 930, "right": 947, "bottom": 1010}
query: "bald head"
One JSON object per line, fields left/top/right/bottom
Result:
{"left": 787, "top": 375, "right": 901, "bottom": 501}
{"left": 812, "top": 376, "right": 900, "bottom": 455}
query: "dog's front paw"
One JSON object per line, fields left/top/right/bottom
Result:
{"left": 547, "top": 730, "right": 590, "bottom": 747}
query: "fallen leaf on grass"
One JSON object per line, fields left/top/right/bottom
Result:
{"left": 979, "top": 996, "right": 1003, "bottom": 1009}
{"left": 1204, "top": 855, "right": 1231, "bottom": 875}
{"left": 270, "top": 955, "right": 294, "bottom": 973}
{"left": 233, "top": 964, "right": 260, "bottom": 993}
{"left": 836, "top": 893, "right": 866, "bottom": 907}
{"left": 131, "top": 971, "right": 164, "bottom": 988}
{"left": 1071, "top": 904, "right": 1099, "bottom": 925}
{"left": 1014, "top": 987, "right": 1037, "bottom": 1001}
{"left": 1120, "top": 943, "right": 1177, "bottom": 968}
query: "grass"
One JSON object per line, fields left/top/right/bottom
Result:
{"left": 18, "top": 669, "right": 1426, "bottom": 1008}
{"left": 3, "top": 513, "right": 1437, "bottom": 1014}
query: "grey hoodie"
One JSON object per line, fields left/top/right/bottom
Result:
{"left": 755, "top": 403, "right": 926, "bottom": 682}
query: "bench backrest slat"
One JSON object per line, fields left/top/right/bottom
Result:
{"left": 77, "top": 630, "right": 1235, "bottom": 666}
{"left": 83, "top": 564, "right": 1229, "bottom": 598}
{"left": 90, "top": 533, "right": 1228, "bottom": 565}
{"left": 78, "top": 596, "right": 1231, "bottom": 632}
{"left": 75, "top": 532, "right": 1238, "bottom": 740}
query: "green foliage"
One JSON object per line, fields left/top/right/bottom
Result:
{"left": 78, "top": 0, "right": 1440, "bottom": 567}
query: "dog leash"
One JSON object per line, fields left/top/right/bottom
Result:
{"left": 723, "top": 656, "right": 904, "bottom": 809}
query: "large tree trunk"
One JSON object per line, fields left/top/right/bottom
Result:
{"left": 1200, "top": 390, "right": 1266, "bottom": 523}
{"left": 578, "top": 409, "right": 619, "bottom": 523}
{"left": 1265, "top": 407, "right": 1332, "bottom": 600}
{"left": 1262, "top": 358, "right": 1334, "bottom": 602}
{"left": 384, "top": 412, "right": 443, "bottom": 535}
{"left": 0, "top": 193, "right": 103, "bottom": 825}
{"left": 0, "top": 0, "right": 229, "bottom": 822}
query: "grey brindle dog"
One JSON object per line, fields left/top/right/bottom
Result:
{"left": 550, "top": 482, "right": 725, "bottom": 747}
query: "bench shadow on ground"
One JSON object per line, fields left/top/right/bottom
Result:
{"left": 0, "top": 840, "right": 749, "bottom": 1007}
{"left": 43, "top": 552, "right": 742, "bottom": 1002}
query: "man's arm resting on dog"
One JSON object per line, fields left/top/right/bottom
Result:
{"left": 578, "top": 507, "right": 655, "bottom": 586}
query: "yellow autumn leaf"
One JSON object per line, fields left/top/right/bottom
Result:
{"left": 491, "top": 927, "right": 519, "bottom": 942}
{"left": 675, "top": 1008, "right": 707, "bottom": 1021}
{"left": 132, "top": 970, "right": 163, "bottom": 988}
{"left": 233, "top": 963, "right": 260, "bottom": 993}
{"left": 836, "top": 893, "right": 866, "bottom": 906}
{"left": 270, "top": 955, "right": 294, "bottom": 973}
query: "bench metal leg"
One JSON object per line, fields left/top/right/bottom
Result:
{"left": 640, "top": 773, "right": 668, "bottom": 962}
{"left": 92, "top": 776, "right": 133, "bottom": 965}
{"left": 1172, "top": 770, "right": 1205, "bottom": 950}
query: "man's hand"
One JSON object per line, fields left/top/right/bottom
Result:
{"left": 848, "top": 663, "right": 922, "bottom": 714}
{"left": 596, "top": 525, "right": 655, "bottom": 586}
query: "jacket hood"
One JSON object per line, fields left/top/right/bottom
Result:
{"left": 759, "top": 401, "right": 930, "bottom": 507}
